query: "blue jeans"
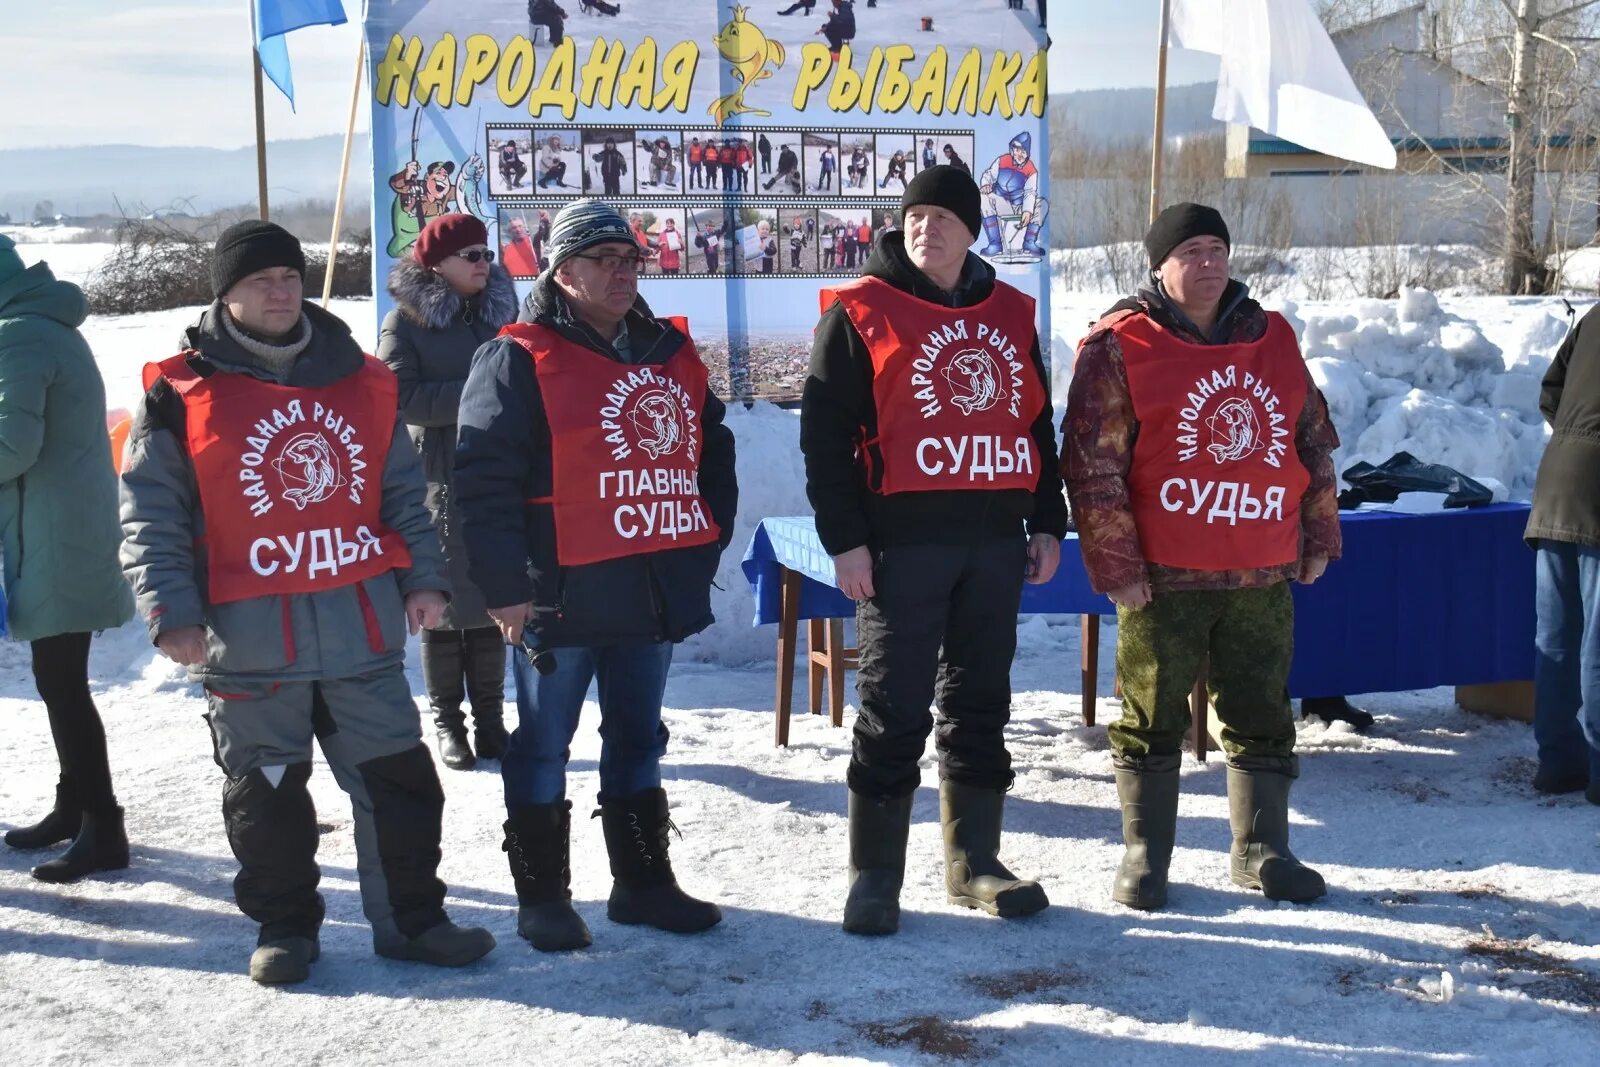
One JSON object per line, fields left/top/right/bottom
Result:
{"left": 1533, "top": 541, "right": 1600, "bottom": 780}
{"left": 501, "top": 640, "right": 673, "bottom": 807}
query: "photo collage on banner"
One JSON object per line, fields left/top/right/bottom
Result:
{"left": 367, "top": 2, "right": 1049, "bottom": 401}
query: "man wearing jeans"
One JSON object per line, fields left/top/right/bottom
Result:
{"left": 455, "top": 199, "right": 739, "bottom": 952}
{"left": 1525, "top": 302, "right": 1600, "bottom": 803}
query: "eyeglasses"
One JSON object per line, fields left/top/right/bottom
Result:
{"left": 454, "top": 249, "right": 495, "bottom": 263}
{"left": 573, "top": 252, "right": 645, "bottom": 273}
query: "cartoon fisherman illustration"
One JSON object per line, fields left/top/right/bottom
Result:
{"left": 978, "top": 131, "right": 1049, "bottom": 261}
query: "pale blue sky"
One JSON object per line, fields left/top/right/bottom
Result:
{"left": 0, "top": 1, "right": 1219, "bottom": 149}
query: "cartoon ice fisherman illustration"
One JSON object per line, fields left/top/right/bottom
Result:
{"left": 710, "top": 6, "right": 785, "bottom": 125}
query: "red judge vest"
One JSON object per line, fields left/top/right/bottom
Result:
{"left": 142, "top": 353, "right": 412, "bottom": 604}
{"left": 1107, "top": 311, "right": 1310, "bottom": 570}
{"left": 500, "top": 321, "right": 721, "bottom": 567}
{"left": 822, "top": 276, "right": 1043, "bottom": 495}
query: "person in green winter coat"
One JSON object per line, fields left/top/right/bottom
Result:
{"left": 0, "top": 234, "right": 135, "bottom": 883}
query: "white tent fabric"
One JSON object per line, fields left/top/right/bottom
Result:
{"left": 1169, "top": 0, "right": 1398, "bottom": 170}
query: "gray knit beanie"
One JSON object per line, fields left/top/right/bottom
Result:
{"left": 544, "top": 198, "right": 640, "bottom": 272}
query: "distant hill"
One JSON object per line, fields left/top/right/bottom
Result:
{"left": 1053, "top": 83, "right": 1220, "bottom": 143}
{"left": 0, "top": 134, "right": 373, "bottom": 220}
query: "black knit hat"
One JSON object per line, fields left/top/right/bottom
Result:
{"left": 1144, "top": 202, "right": 1230, "bottom": 268}
{"left": 211, "top": 220, "right": 307, "bottom": 298}
{"left": 901, "top": 165, "right": 982, "bottom": 239}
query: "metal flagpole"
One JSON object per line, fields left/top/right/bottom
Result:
{"left": 323, "top": 35, "right": 367, "bottom": 307}
{"left": 1149, "top": 0, "right": 1173, "bottom": 226}
{"left": 249, "top": 2, "right": 270, "bottom": 220}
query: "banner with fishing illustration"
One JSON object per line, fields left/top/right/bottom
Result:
{"left": 366, "top": 1, "right": 1050, "bottom": 401}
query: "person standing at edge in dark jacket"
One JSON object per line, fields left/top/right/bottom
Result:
{"left": 1524, "top": 302, "right": 1600, "bottom": 803}
{"left": 1063, "top": 203, "right": 1340, "bottom": 912}
{"left": 379, "top": 213, "right": 520, "bottom": 771}
{"left": 800, "top": 166, "right": 1067, "bottom": 936}
{"left": 454, "top": 199, "right": 738, "bottom": 953}
{"left": 0, "top": 235, "right": 135, "bottom": 884}
{"left": 119, "top": 221, "right": 495, "bottom": 985}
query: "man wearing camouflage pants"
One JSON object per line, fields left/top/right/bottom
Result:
{"left": 1064, "top": 203, "right": 1340, "bottom": 911}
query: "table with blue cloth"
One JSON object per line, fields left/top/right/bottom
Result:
{"left": 741, "top": 504, "right": 1535, "bottom": 749}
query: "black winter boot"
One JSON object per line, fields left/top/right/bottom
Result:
{"left": 5, "top": 780, "right": 82, "bottom": 850}
{"left": 422, "top": 633, "right": 474, "bottom": 770}
{"left": 1227, "top": 756, "right": 1326, "bottom": 903}
{"left": 374, "top": 919, "right": 496, "bottom": 966}
{"left": 465, "top": 627, "right": 510, "bottom": 760}
{"left": 843, "top": 789, "right": 912, "bottom": 936}
{"left": 939, "top": 780, "right": 1048, "bottom": 918}
{"left": 1112, "top": 752, "right": 1181, "bottom": 910}
{"left": 505, "top": 802, "right": 592, "bottom": 951}
{"left": 249, "top": 935, "right": 320, "bottom": 985}
{"left": 32, "top": 806, "right": 129, "bottom": 883}
{"left": 598, "top": 788, "right": 721, "bottom": 933}
{"left": 1301, "top": 696, "right": 1374, "bottom": 732}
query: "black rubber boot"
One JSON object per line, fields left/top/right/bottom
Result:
{"left": 1533, "top": 767, "right": 1588, "bottom": 795}
{"left": 1301, "top": 696, "right": 1374, "bottom": 732}
{"left": 1112, "top": 753, "right": 1181, "bottom": 910}
{"left": 32, "top": 806, "right": 129, "bottom": 884}
{"left": 598, "top": 788, "right": 721, "bottom": 933}
{"left": 5, "top": 780, "right": 82, "bottom": 850}
{"left": 843, "top": 790, "right": 912, "bottom": 936}
{"left": 374, "top": 920, "right": 496, "bottom": 966}
{"left": 465, "top": 627, "right": 510, "bottom": 761}
{"left": 1227, "top": 756, "right": 1326, "bottom": 903}
{"left": 249, "top": 935, "right": 320, "bottom": 985}
{"left": 422, "top": 633, "right": 474, "bottom": 770}
{"left": 939, "top": 780, "right": 1048, "bottom": 918}
{"left": 505, "top": 802, "right": 592, "bottom": 952}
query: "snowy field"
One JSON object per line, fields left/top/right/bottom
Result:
{"left": 1, "top": 238, "right": 1597, "bottom": 1063}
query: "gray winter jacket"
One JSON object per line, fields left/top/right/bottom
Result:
{"left": 378, "top": 259, "right": 518, "bottom": 629}
{"left": 119, "top": 301, "right": 449, "bottom": 682}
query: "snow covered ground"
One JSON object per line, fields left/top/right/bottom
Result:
{"left": 1, "top": 241, "right": 1597, "bottom": 1063}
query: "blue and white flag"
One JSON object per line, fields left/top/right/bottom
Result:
{"left": 254, "top": 0, "right": 348, "bottom": 109}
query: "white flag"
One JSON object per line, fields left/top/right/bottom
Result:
{"left": 1169, "top": 0, "right": 1397, "bottom": 170}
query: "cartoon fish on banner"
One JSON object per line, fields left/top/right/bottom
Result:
{"left": 710, "top": 6, "right": 784, "bottom": 125}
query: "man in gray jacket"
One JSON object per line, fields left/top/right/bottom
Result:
{"left": 119, "top": 221, "right": 495, "bottom": 984}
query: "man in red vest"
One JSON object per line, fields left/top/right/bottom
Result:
{"left": 119, "top": 221, "right": 495, "bottom": 984}
{"left": 1063, "top": 203, "right": 1342, "bottom": 911}
{"left": 454, "top": 199, "right": 738, "bottom": 953}
{"left": 801, "top": 167, "right": 1067, "bottom": 935}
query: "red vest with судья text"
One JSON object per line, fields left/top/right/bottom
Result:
{"left": 499, "top": 320, "right": 721, "bottom": 567}
{"left": 822, "top": 275, "right": 1044, "bottom": 495}
{"left": 141, "top": 353, "right": 412, "bottom": 604}
{"left": 1104, "top": 310, "right": 1310, "bottom": 571}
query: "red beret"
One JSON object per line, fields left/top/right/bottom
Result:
{"left": 413, "top": 213, "right": 489, "bottom": 268}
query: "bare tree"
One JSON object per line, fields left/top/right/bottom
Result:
{"left": 1337, "top": 0, "right": 1600, "bottom": 293}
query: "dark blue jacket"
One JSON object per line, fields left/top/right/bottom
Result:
{"left": 454, "top": 276, "right": 738, "bottom": 648}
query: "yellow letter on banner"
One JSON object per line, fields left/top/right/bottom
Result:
{"left": 827, "top": 46, "right": 862, "bottom": 111}
{"left": 978, "top": 50, "right": 1023, "bottom": 120}
{"left": 792, "top": 45, "right": 832, "bottom": 110}
{"left": 1014, "top": 50, "right": 1047, "bottom": 117}
{"left": 497, "top": 36, "right": 537, "bottom": 106}
{"left": 375, "top": 35, "right": 423, "bottom": 107}
{"left": 581, "top": 38, "right": 625, "bottom": 108}
{"left": 656, "top": 41, "right": 699, "bottom": 112}
{"left": 617, "top": 38, "right": 658, "bottom": 109}
{"left": 908, "top": 47, "right": 947, "bottom": 115}
{"left": 528, "top": 37, "right": 578, "bottom": 118}
{"left": 414, "top": 34, "right": 457, "bottom": 107}
{"left": 947, "top": 48, "right": 983, "bottom": 115}
{"left": 457, "top": 35, "right": 500, "bottom": 106}
{"left": 878, "top": 44, "right": 916, "bottom": 114}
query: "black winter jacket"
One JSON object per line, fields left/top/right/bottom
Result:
{"left": 800, "top": 232, "right": 1069, "bottom": 555}
{"left": 1527, "top": 303, "right": 1600, "bottom": 547}
{"left": 453, "top": 275, "right": 738, "bottom": 648}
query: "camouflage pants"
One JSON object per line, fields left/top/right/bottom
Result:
{"left": 1112, "top": 582, "right": 1297, "bottom": 759}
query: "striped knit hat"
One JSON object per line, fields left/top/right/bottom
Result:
{"left": 544, "top": 198, "right": 640, "bottom": 273}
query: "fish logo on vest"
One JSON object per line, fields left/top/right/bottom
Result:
{"left": 943, "top": 348, "right": 1006, "bottom": 415}
{"left": 627, "top": 389, "right": 686, "bottom": 459}
{"left": 1205, "top": 397, "right": 1265, "bottom": 464}
{"left": 272, "top": 432, "right": 347, "bottom": 510}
